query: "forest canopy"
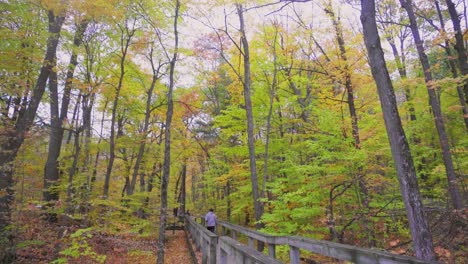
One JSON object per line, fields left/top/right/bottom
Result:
{"left": 0, "top": 0, "right": 466, "bottom": 262}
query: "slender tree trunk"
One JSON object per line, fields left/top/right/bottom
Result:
{"left": 103, "top": 21, "right": 135, "bottom": 198}
{"left": 66, "top": 94, "right": 80, "bottom": 144}
{"left": 378, "top": 7, "right": 416, "bottom": 121}
{"left": 44, "top": 55, "right": 61, "bottom": 202}
{"left": 387, "top": 37, "right": 416, "bottom": 121}
{"left": 66, "top": 126, "right": 82, "bottom": 214}
{"left": 444, "top": 0, "right": 468, "bottom": 103}
{"left": 236, "top": 3, "right": 264, "bottom": 233}
{"left": 324, "top": 3, "right": 361, "bottom": 149}
{"left": 434, "top": 1, "right": 468, "bottom": 130}
{"left": 179, "top": 163, "right": 186, "bottom": 215}
{"left": 261, "top": 27, "right": 278, "bottom": 198}
{"left": 226, "top": 180, "right": 231, "bottom": 222}
{"left": 360, "top": 0, "right": 435, "bottom": 260}
{"left": 325, "top": 3, "right": 375, "bottom": 246}
{"left": 90, "top": 100, "right": 108, "bottom": 193}
{"left": 44, "top": 21, "right": 88, "bottom": 202}
{"left": 0, "top": 10, "right": 65, "bottom": 261}
{"left": 157, "top": 1, "right": 179, "bottom": 263}
{"left": 400, "top": 0, "right": 464, "bottom": 209}
{"left": 129, "top": 69, "right": 158, "bottom": 195}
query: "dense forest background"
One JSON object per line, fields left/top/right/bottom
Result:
{"left": 0, "top": 0, "right": 466, "bottom": 263}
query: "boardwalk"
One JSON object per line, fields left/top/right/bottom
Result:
{"left": 182, "top": 215, "right": 437, "bottom": 264}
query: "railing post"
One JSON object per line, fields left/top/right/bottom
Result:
{"left": 232, "top": 230, "right": 237, "bottom": 240}
{"left": 290, "top": 245, "right": 300, "bottom": 264}
{"left": 202, "top": 238, "right": 208, "bottom": 264}
{"left": 209, "top": 234, "right": 217, "bottom": 264}
{"left": 248, "top": 237, "right": 254, "bottom": 248}
{"left": 268, "top": 243, "right": 276, "bottom": 259}
{"left": 218, "top": 247, "right": 227, "bottom": 264}
{"left": 195, "top": 230, "right": 201, "bottom": 251}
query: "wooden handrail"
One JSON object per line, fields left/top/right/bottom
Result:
{"left": 188, "top": 216, "right": 436, "bottom": 264}
{"left": 217, "top": 236, "right": 282, "bottom": 264}
{"left": 185, "top": 216, "right": 217, "bottom": 264}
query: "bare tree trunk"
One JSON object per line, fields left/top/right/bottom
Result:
{"left": 376, "top": 3, "right": 416, "bottom": 121}
{"left": 444, "top": 0, "right": 468, "bottom": 104}
{"left": 179, "top": 163, "right": 186, "bottom": 215}
{"left": 400, "top": 0, "right": 464, "bottom": 209}
{"left": 236, "top": 3, "right": 264, "bottom": 233}
{"left": 0, "top": 10, "right": 65, "bottom": 261}
{"left": 226, "top": 180, "right": 231, "bottom": 222}
{"left": 157, "top": 1, "right": 179, "bottom": 263}
{"left": 44, "top": 21, "right": 88, "bottom": 202}
{"left": 261, "top": 25, "right": 279, "bottom": 199}
{"left": 128, "top": 50, "right": 161, "bottom": 195}
{"left": 324, "top": 3, "right": 361, "bottom": 149}
{"left": 325, "top": 2, "right": 375, "bottom": 246}
{"left": 103, "top": 19, "right": 136, "bottom": 198}
{"left": 360, "top": 0, "right": 435, "bottom": 260}
{"left": 43, "top": 55, "right": 61, "bottom": 203}
{"left": 90, "top": 99, "right": 108, "bottom": 193}
{"left": 434, "top": 1, "right": 468, "bottom": 130}
{"left": 66, "top": 95, "right": 79, "bottom": 144}
{"left": 66, "top": 125, "right": 82, "bottom": 215}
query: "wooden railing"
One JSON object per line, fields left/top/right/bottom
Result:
{"left": 185, "top": 216, "right": 436, "bottom": 264}
{"left": 185, "top": 216, "right": 217, "bottom": 264}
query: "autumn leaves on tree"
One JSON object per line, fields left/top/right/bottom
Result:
{"left": 0, "top": 0, "right": 466, "bottom": 262}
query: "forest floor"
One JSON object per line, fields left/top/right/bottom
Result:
{"left": 10, "top": 207, "right": 467, "bottom": 263}
{"left": 13, "top": 208, "right": 194, "bottom": 264}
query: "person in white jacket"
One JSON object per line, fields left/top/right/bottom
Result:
{"left": 205, "top": 209, "right": 217, "bottom": 232}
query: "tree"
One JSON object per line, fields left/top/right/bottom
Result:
{"left": 360, "top": 0, "right": 435, "bottom": 260}
{"left": 376, "top": 0, "right": 416, "bottom": 121}
{"left": 103, "top": 6, "right": 138, "bottom": 198}
{"left": 127, "top": 3, "right": 168, "bottom": 196}
{"left": 399, "top": 0, "right": 464, "bottom": 209}
{"left": 432, "top": 0, "right": 468, "bottom": 129}
{"left": 444, "top": 0, "right": 468, "bottom": 104}
{"left": 0, "top": 3, "right": 66, "bottom": 260}
{"left": 156, "top": 0, "right": 180, "bottom": 263}
{"left": 43, "top": 20, "right": 88, "bottom": 202}
{"left": 235, "top": 2, "right": 265, "bottom": 239}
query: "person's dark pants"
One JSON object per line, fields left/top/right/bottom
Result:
{"left": 207, "top": 226, "right": 215, "bottom": 232}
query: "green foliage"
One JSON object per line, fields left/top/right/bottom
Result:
{"left": 16, "top": 239, "right": 46, "bottom": 248}
{"left": 53, "top": 228, "right": 106, "bottom": 264}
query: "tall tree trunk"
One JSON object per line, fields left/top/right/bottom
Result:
{"left": 44, "top": 21, "right": 88, "bottom": 202}
{"left": 90, "top": 99, "right": 108, "bottom": 193}
{"left": 66, "top": 125, "right": 82, "bottom": 215}
{"left": 325, "top": 2, "right": 375, "bottom": 246}
{"left": 0, "top": 10, "right": 65, "bottom": 261}
{"left": 444, "top": 0, "right": 468, "bottom": 103}
{"left": 360, "top": 0, "right": 435, "bottom": 260}
{"left": 157, "top": 1, "right": 179, "bottom": 263}
{"left": 179, "top": 163, "right": 186, "bottom": 215}
{"left": 387, "top": 37, "right": 416, "bottom": 121}
{"left": 226, "top": 180, "right": 231, "bottom": 222}
{"left": 103, "top": 20, "right": 135, "bottom": 198}
{"left": 435, "top": 1, "right": 468, "bottom": 130}
{"left": 400, "top": 0, "right": 464, "bottom": 209}
{"left": 43, "top": 55, "right": 61, "bottom": 203}
{"left": 236, "top": 3, "right": 264, "bottom": 232}
{"left": 324, "top": 3, "right": 361, "bottom": 149}
{"left": 261, "top": 26, "right": 279, "bottom": 198}
{"left": 128, "top": 56, "right": 160, "bottom": 195}
{"left": 377, "top": 4, "right": 416, "bottom": 121}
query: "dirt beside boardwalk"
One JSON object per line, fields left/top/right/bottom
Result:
{"left": 13, "top": 209, "right": 192, "bottom": 264}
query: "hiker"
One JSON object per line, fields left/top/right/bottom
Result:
{"left": 205, "top": 208, "right": 217, "bottom": 232}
